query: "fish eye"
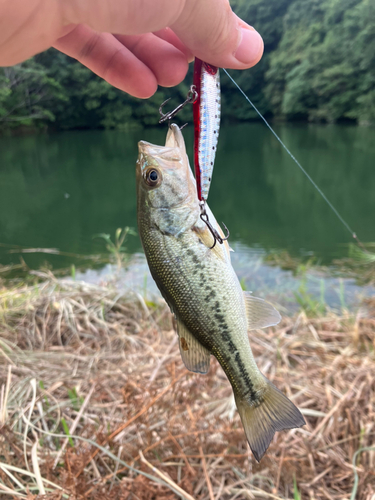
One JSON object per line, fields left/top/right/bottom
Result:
{"left": 144, "top": 168, "right": 162, "bottom": 187}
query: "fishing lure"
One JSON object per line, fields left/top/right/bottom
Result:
{"left": 159, "top": 58, "right": 228, "bottom": 248}
{"left": 159, "top": 58, "right": 220, "bottom": 203}
{"left": 193, "top": 59, "right": 228, "bottom": 249}
{"left": 192, "top": 58, "right": 221, "bottom": 203}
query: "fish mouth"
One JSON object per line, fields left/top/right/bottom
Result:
{"left": 137, "top": 140, "right": 161, "bottom": 158}
{"left": 138, "top": 124, "right": 184, "bottom": 155}
{"left": 165, "top": 123, "right": 184, "bottom": 149}
{"left": 137, "top": 124, "right": 185, "bottom": 166}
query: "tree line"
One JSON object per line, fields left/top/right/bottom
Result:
{"left": 0, "top": 0, "right": 374, "bottom": 132}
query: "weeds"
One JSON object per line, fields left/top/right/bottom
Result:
{"left": 333, "top": 243, "right": 375, "bottom": 286}
{"left": 293, "top": 476, "right": 301, "bottom": 500}
{"left": 93, "top": 227, "right": 136, "bottom": 270}
{"left": 265, "top": 245, "right": 375, "bottom": 287}
{"left": 0, "top": 274, "right": 374, "bottom": 499}
{"left": 294, "top": 274, "right": 327, "bottom": 316}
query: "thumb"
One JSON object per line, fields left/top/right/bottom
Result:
{"left": 171, "top": 0, "right": 263, "bottom": 69}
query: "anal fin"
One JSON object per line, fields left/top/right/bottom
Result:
{"left": 175, "top": 317, "right": 211, "bottom": 374}
{"left": 244, "top": 291, "right": 281, "bottom": 330}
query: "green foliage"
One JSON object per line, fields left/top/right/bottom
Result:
{"left": 293, "top": 262, "right": 327, "bottom": 316}
{"left": 67, "top": 387, "right": 84, "bottom": 412}
{"left": 60, "top": 417, "right": 75, "bottom": 447}
{"left": 265, "top": 0, "right": 375, "bottom": 122}
{"left": 1, "top": 0, "right": 374, "bottom": 132}
{"left": 293, "top": 476, "right": 302, "bottom": 500}
{"left": 0, "top": 59, "right": 66, "bottom": 130}
{"left": 94, "top": 227, "right": 136, "bottom": 269}
{"left": 225, "top": 0, "right": 297, "bottom": 119}
{"left": 349, "top": 243, "right": 375, "bottom": 264}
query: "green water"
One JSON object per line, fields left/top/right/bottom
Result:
{"left": 0, "top": 123, "right": 374, "bottom": 272}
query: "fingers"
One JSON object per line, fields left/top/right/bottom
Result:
{"left": 62, "top": 0, "right": 185, "bottom": 35}
{"left": 115, "top": 34, "right": 189, "bottom": 88}
{"left": 54, "top": 25, "right": 190, "bottom": 96}
{"left": 62, "top": 0, "right": 263, "bottom": 70}
{"left": 171, "top": 1, "right": 264, "bottom": 69}
{"left": 0, "top": 0, "right": 62, "bottom": 65}
{"left": 153, "top": 28, "right": 194, "bottom": 62}
{"left": 54, "top": 25, "right": 158, "bottom": 98}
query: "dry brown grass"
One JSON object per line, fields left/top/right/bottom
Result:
{"left": 0, "top": 273, "right": 374, "bottom": 500}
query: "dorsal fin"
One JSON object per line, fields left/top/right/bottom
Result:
{"left": 244, "top": 292, "right": 281, "bottom": 330}
{"left": 175, "top": 317, "right": 211, "bottom": 374}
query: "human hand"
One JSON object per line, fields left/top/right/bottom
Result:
{"left": 0, "top": 0, "right": 263, "bottom": 98}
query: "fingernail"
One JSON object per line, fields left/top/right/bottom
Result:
{"left": 234, "top": 27, "right": 264, "bottom": 65}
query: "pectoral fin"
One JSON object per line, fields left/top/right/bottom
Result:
{"left": 175, "top": 317, "right": 211, "bottom": 374}
{"left": 244, "top": 291, "right": 281, "bottom": 330}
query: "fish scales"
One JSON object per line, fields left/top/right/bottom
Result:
{"left": 139, "top": 219, "right": 260, "bottom": 398}
{"left": 136, "top": 124, "right": 305, "bottom": 461}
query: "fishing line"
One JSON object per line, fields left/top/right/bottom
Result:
{"left": 223, "top": 68, "right": 363, "bottom": 247}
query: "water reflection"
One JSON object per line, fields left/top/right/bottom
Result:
{"left": 0, "top": 123, "right": 374, "bottom": 273}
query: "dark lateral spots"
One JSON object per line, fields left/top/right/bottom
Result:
{"left": 191, "top": 254, "right": 200, "bottom": 264}
{"left": 235, "top": 352, "right": 256, "bottom": 400}
{"left": 200, "top": 272, "right": 206, "bottom": 284}
{"left": 211, "top": 301, "right": 221, "bottom": 313}
{"left": 227, "top": 340, "right": 237, "bottom": 354}
{"left": 214, "top": 313, "right": 226, "bottom": 325}
{"left": 214, "top": 325, "right": 237, "bottom": 354}
{"left": 220, "top": 329, "right": 231, "bottom": 342}
{"left": 204, "top": 289, "right": 216, "bottom": 302}
{"left": 186, "top": 248, "right": 204, "bottom": 268}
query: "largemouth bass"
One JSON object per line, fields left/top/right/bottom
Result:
{"left": 136, "top": 124, "right": 305, "bottom": 461}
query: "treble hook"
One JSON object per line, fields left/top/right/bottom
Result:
{"left": 159, "top": 86, "right": 198, "bottom": 124}
{"left": 199, "top": 201, "right": 230, "bottom": 249}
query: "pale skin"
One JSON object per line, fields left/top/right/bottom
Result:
{"left": 0, "top": 0, "right": 264, "bottom": 99}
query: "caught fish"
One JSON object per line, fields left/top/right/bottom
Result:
{"left": 193, "top": 58, "right": 221, "bottom": 202}
{"left": 136, "top": 124, "right": 305, "bottom": 461}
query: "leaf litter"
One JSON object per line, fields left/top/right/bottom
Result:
{"left": 0, "top": 272, "right": 374, "bottom": 499}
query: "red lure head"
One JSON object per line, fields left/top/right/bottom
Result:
{"left": 202, "top": 62, "right": 218, "bottom": 76}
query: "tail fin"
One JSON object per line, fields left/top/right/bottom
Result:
{"left": 235, "top": 380, "right": 305, "bottom": 462}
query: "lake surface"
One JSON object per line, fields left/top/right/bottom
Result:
{"left": 0, "top": 123, "right": 374, "bottom": 309}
